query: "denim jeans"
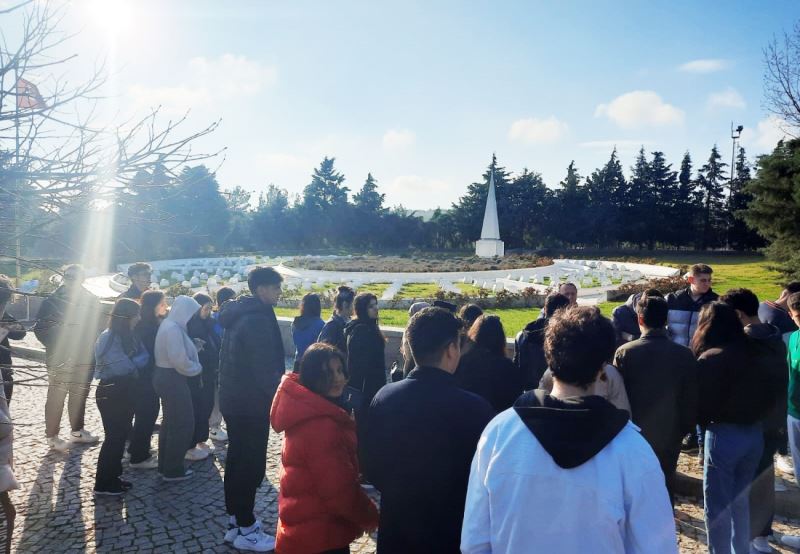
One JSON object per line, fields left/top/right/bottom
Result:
{"left": 787, "top": 415, "right": 800, "bottom": 487}
{"left": 704, "top": 422, "right": 763, "bottom": 554}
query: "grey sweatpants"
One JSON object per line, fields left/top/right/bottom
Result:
{"left": 152, "top": 367, "right": 194, "bottom": 478}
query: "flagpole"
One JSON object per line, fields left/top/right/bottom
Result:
{"left": 13, "top": 62, "right": 21, "bottom": 288}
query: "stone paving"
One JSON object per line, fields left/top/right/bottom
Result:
{"left": 3, "top": 355, "right": 800, "bottom": 553}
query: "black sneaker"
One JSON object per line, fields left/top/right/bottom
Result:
{"left": 681, "top": 433, "right": 699, "bottom": 453}
{"left": 94, "top": 482, "right": 125, "bottom": 496}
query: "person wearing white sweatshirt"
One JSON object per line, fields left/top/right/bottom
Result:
{"left": 461, "top": 306, "right": 677, "bottom": 554}
{"left": 153, "top": 295, "right": 202, "bottom": 481}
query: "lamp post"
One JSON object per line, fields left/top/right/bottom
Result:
{"left": 729, "top": 123, "right": 743, "bottom": 205}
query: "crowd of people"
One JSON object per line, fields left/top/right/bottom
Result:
{"left": 0, "top": 261, "right": 799, "bottom": 553}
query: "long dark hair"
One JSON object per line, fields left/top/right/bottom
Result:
{"left": 140, "top": 290, "right": 165, "bottom": 328}
{"left": 109, "top": 298, "right": 141, "bottom": 356}
{"left": 300, "top": 293, "right": 322, "bottom": 318}
{"left": 468, "top": 314, "right": 508, "bottom": 357}
{"left": 691, "top": 301, "right": 746, "bottom": 357}
{"left": 354, "top": 292, "right": 378, "bottom": 321}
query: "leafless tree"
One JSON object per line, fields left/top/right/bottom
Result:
{"left": 0, "top": 0, "right": 224, "bottom": 278}
{"left": 764, "top": 21, "right": 800, "bottom": 137}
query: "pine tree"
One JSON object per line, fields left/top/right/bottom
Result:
{"left": 584, "top": 149, "right": 626, "bottom": 247}
{"left": 450, "top": 154, "right": 512, "bottom": 248}
{"left": 624, "top": 147, "right": 652, "bottom": 247}
{"left": 697, "top": 145, "right": 728, "bottom": 249}
{"left": 299, "top": 157, "right": 351, "bottom": 247}
{"left": 649, "top": 151, "right": 678, "bottom": 248}
{"left": 727, "top": 147, "right": 764, "bottom": 250}
{"left": 353, "top": 173, "right": 385, "bottom": 213}
{"left": 555, "top": 161, "right": 589, "bottom": 246}
{"left": 743, "top": 139, "right": 800, "bottom": 278}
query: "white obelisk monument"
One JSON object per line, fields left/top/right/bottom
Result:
{"left": 475, "top": 171, "right": 505, "bottom": 257}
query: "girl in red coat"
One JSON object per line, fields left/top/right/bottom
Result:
{"left": 271, "top": 343, "right": 379, "bottom": 554}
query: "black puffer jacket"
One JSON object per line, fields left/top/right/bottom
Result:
{"left": 218, "top": 296, "right": 285, "bottom": 418}
{"left": 513, "top": 319, "right": 547, "bottom": 391}
{"left": 457, "top": 346, "right": 525, "bottom": 413}
{"left": 612, "top": 292, "right": 643, "bottom": 346}
{"left": 188, "top": 314, "right": 220, "bottom": 374}
{"left": 344, "top": 318, "right": 386, "bottom": 403}
{"left": 745, "top": 323, "right": 788, "bottom": 436}
{"left": 666, "top": 287, "right": 718, "bottom": 347}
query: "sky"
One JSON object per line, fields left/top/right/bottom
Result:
{"left": 6, "top": 0, "right": 800, "bottom": 210}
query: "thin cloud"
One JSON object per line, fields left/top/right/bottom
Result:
{"left": 382, "top": 129, "right": 416, "bottom": 152}
{"left": 678, "top": 59, "right": 729, "bottom": 74}
{"left": 508, "top": 116, "right": 569, "bottom": 144}
{"left": 707, "top": 87, "right": 746, "bottom": 110}
{"left": 740, "top": 116, "right": 791, "bottom": 152}
{"left": 595, "top": 90, "right": 684, "bottom": 129}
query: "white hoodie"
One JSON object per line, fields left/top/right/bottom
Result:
{"left": 154, "top": 295, "right": 202, "bottom": 377}
{"left": 461, "top": 407, "right": 677, "bottom": 554}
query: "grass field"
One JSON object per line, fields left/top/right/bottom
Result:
{"left": 277, "top": 253, "right": 785, "bottom": 337}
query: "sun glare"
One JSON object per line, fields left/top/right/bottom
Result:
{"left": 84, "top": 0, "right": 135, "bottom": 35}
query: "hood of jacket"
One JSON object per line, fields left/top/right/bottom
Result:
{"left": 522, "top": 318, "right": 547, "bottom": 336}
{"left": 745, "top": 322, "right": 782, "bottom": 342}
{"left": 271, "top": 373, "right": 350, "bottom": 433}
{"left": 625, "top": 292, "right": 643, "bottom": 309}
{"left": 513, "top": 389, "right": 629, "bottom": 469}
{"left": 166, "top": 295, "right": 201, "bottom": 329}
{"left": 344, "top": 317, "right": 376, "bottom": 336}
{"left": 292, "top": 314, "right": 321, "bottom": 332}
{"left": 218, "top": 295, "right": 271, "bottom": 329}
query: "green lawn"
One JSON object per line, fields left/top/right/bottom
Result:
{"left": 397, "top": 282, "right": 441, "bottom": 298}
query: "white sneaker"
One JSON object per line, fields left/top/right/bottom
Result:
{"left": 129, "top": 456, "right": 158, "bottom": 470}
{"left": 776, "top": 454, "right": 795, "bottom": 475}
{"left": 752, "top": 536, "right": 773, "bottom": 553}
{"left": 184, "top": 447, "right": 209, "bottom": 461}
{"left": 225, "top": 519, "right": 262, "bottom": 544}
{"left": 161, "top": 469, "right": 193, "bottom": 482}
{"left": 70, "top": 429, "right": 99, "bottom": 444}
{"left": 232, "top": 528, "right": 275, "bottom": 552}
{"left": 209, "top": 428, "right": 228, "bottom": 441}
{"left": 47, "top": 436, "right": 71, "bottom": 452}
{"left": 197, "top": 442, "right": 214, "bottom": 453}
{"left": 781, "top": 534, "right": 800, "bottom": 549}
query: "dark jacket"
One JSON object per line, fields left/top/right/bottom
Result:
{"left": 514, "top": 319, "right": 548, "bottom": 390}
{"left": 218, "top": 296, "right": 285, "bottom": 419}
{"left": 612, "top": 292, "right": 644, "bottom": 345}
{"left": 33, "top": 285, "right": 103, "bottom": 366}
{"left": 344, "top": 319, "right": 386, "bottom": 402}
{"left": 134, "top": 317, "right": 160, "bottom": 374}
{"left": 745, "top": 322, "right": 788, "bottom": 436}
{"left": 696, "top": 340, "right": 778, "bottom": 427}
{"left": 318, "top": 313, "right": 347, "bottom": 355}
{"left": 666, "top": 287, "right": 718, "bottom": 347}
{"left": 613, "top": 328, "right": 697, "bottom": 455}
{"left": 119, "top": 285, "right": 144, "bottom": 301}
{"left": 456, "top": 346, "right": 525, "bottom": 412}
{"left": 291, "top": 314, "right": 325, "bottom": 363}
{"left": 0, "top": 312, "right": 26, "bottom": 369}
{"left": 759, "top": 301, "right": 797, "bottom": 336}
{"left": 363, "top": 366, "right": 494, "bottom": 554}
{"left": 187, "top": 314, "right": 220, "bottom": 375}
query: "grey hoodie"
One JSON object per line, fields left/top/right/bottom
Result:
{"left": 154, "top": 296, "right": 202, "bottom": 377}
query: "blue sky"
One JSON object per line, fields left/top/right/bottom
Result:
{"left": 10, "top": 0, "right": 800, "bottom": 209}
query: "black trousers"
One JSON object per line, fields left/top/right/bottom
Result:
{"left": 1, "top": 366, "right": 11, "bottom": 405}
{"left": 95, "top": 376, "right": 135, "bottom": 488}
{"left": 188, "top": 369, "right": 217, "bottom": 446}
{"left": 223, "top": 413, "right": 270, "bottom": 528}
{"left": 129, "top": 366, "right": 160, "bottom": 464}
{"left": 655, "top": 445, "right": 681, "bottom": 506}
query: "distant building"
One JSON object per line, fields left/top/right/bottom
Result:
{"left": 475, "top": 171, "right": 504, "bottom": 257}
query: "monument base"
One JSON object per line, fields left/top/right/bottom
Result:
{"left": 475, "top": 239, "right": 505, "bottom": 258}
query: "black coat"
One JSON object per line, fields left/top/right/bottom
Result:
{"left": 318, "top": 313, "right": 347, "bottom": 355}
{"left": 134, "top": 317, "right": 160, "bottom": 374}
{"left": 344, "top": 319, "right": 386, "bottom": 402}
{"left": 0, "top": 312, "right": 25, "bottom": 368}
{"left": 613, "top": 328, "right": 697, "bottom": 455}
{"left": 514, "top": 319, "right": 547, "bottom": 390}
{"left": 187, "top": 314, "right": 220, "bottom": 374}
{"left": 611, "top": 292, "right": 643, "bottom": 346}
{"left": 218, "top": 296, "right": 285, "bottom": 419}
{"left": 33, "top": 285, "right": 103, "bottom": 366}
{"left": 363, "top": 366, "right": 494, "bottom": 554}
{"left": 456, "top": 346, "right": 525, "bottom": 412}
{"left": 745, "top": 323, "right": 788, "bottom": 436}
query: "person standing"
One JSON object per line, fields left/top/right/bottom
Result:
{"left": 318, "top": 285, "right": 355, "bottom": 354}
{"left": 613, "top": 294, "right": 697, "bottom": 503}
{"left": 456, "top": 315, "right": 524, "bottom": 412}
{"left": 462, "top": 307, "right": 676, "bottom": 554}
{"left": 34, "top": 264, "right": 103, "bottom": 451}
{"left": 666, "top": 264, "right": 718, "bottom": 347}
{"left": 611, "top": 288, "right": 663, "bottom": 346}
{"left": 119, "top": 262, "right": 152, "bottom": 301}
{"left": 694, "top": 302, "right": 774, "bottom": 554}
{"left": 209, "top": 286, "right": 236, "bottom": 442}
{"left": 363, "top": 307, "right": 494, "bottom": 554}
{"left": 186, "top": 293, "right": 220, "bottom": 459}
{"left": 344, "top": 293, "right": 387, "bottom": 413}
{"left": 514, "top": 293, "right": 570, "bottom": 390}
{"left": 760, "top": 282, "right": 800, "bottom": 341}
{"left": 128, "top": 290, "right": 166, "bottom": 469}
{"left": 271, "top": 343, "right": 379, "bottom": 553}
{"left": 291, "top": 293, "right": 325, "bottom": 369}
{"left": 0, "top": 275, "right": 26, "bottom": 405}
{"left": 219, "top": 267, "right": 285, "bottom": 552}
{"left": 93, "top": 299, "right": 149, "bottom": 495}
{"left": 721, "top": 288, "right": 797, "bottom": 553}
{"left": 152, "top": 295, "right": 202, "bottom": 482}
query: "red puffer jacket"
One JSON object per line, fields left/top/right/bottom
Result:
{"left": 271, "top": 373, "right": 379, "bottom": 554}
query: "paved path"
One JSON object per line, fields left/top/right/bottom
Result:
{"left": 3, "top": 355, "right": 800, "bottom": 553}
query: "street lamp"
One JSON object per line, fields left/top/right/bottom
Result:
{"left": 729, "top": 122, "right": 743, "bottom": 200}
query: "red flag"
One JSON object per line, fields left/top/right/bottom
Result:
{"left": 16, "top": 77, "right": 46, "bottom": 110}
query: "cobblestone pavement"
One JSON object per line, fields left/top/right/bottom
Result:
{"left": 3, "top": 355, "right": 800, "bottom": 553}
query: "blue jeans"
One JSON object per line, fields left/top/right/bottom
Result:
{"left": 704, "top": 422, "right": 763, "bottom": 554}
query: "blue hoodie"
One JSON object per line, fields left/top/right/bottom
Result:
{"left": 291, "top": 315, "right": 325, "bottom": 362}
